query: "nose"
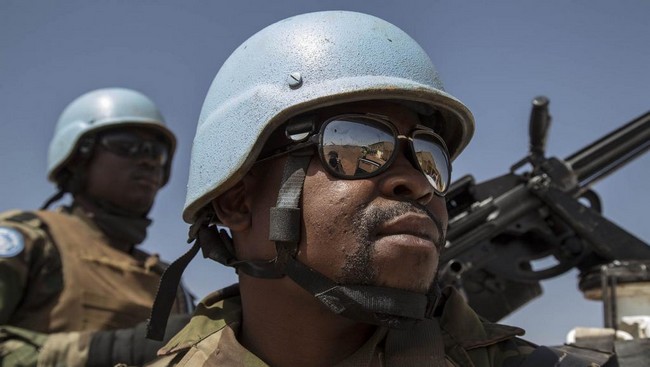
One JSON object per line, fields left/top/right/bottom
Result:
{"left": 378, "top": 144, "right": 434, "bottom": 205}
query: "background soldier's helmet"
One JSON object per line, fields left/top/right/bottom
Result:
{"left": 47, "top": 88, "right": 176, "bottom": 187}
{"left": 183, "top": 10, "right": 475, "bottom": 223}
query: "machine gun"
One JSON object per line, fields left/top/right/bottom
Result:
{"left": 440, "top": 97, "right": 650, "bottom": 323}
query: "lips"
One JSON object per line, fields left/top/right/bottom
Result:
{"left": 131, "top": 172, "right": 162, "bottom": 189}
{"left": 374, "top": 213, "right": 440, "bottom": 247}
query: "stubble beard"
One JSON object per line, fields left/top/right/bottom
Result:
{"left": 341, "top": 201, "right": 445, "bottom": 292}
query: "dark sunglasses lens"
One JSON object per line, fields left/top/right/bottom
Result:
{"left": 140, "top": 141, "right": 169, "bottom": 165}
{"left": 321, "top": 118, "right": 395, "bottom": 177}
{"left": 100, "top": 132, "right": 169, "bottom": 164}
{"left": 100, "top": 133, "right": 140, "bottom": 156}
{"left": 412, "top": 132, "right": 450, "bottom": 193}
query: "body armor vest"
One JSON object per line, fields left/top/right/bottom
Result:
{"left": 7, "top": 210, "right": 179, "bottom": 332}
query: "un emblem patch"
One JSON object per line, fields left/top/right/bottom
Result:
{"left": 0, "top": 227, "right": 25, "bottom": 257}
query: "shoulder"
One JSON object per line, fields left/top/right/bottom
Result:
{"left": 0, "top": 209, "right": 63, "bottom": 281}
{"left": 0, "top": 210, "right": 48, "bottom": 234}
{"left": 0, "top": 210, "right": 64, "bottom": 278}
{"left": 0, "top": 210, "right": 52, "bottom": 259}
{"left": 436, "top": 288, "right": 616, "bottom": 366}
{"left": 151, "top": 285, "right": 241, "bottom": 365}
{"left": 436, "top": 287, "right": 535, "bottom": 366}
{"left": 0, "top": 224, "right": 27, "bottom": 258}
{"left": 437, "top": 287, "right": 527, "bottom": 347}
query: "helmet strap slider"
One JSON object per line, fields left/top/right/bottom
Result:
{"left": 285, "top": 116, "right": 316, "bottom": 142}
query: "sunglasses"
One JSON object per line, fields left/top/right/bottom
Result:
{"left": 97, "top": 131, "right": 170, "bottom": 165}
{"left": 257, "top": 114, "right": 451, "bottom": 195}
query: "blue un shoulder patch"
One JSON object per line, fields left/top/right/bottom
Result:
{"left": 0, "top": 226, "right": 25, "bottom": 258}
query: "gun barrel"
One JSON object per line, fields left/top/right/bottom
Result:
{"left": 566, "top": 112, "right": 650, "bottom": 192}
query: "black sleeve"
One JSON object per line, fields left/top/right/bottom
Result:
{"left": 86, "top": 314, "right": 191, "bottom": 367}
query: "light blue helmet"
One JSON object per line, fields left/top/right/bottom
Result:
{"left": 47, "top": 88, "right": 176, "bottom": 186}
{"left": 183, "top": 10, "right": 474, "bottom": 223}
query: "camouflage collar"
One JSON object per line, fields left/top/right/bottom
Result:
{"left": 157, "top": 284, "right": 526, "bottom": 359}
{"left": 437, "top": 286, "right": 525, "bottom": 350}
{"left": 159, "top": 284, "right": 241, "bottom": 355}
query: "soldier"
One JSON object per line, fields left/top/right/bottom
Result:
{"left": 146, "top": 11, "right": 614, "bottom": 367}
{"left": 0, "top": 88, "right": 193, "bottom": 366}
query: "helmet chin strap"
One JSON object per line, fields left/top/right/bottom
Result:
{"left": 263, "top": 152, "right": 441, "bottom": 329}
{"left": 147, "top": 152, "right": 441, "bottom": 340}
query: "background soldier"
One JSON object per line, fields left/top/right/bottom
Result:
{"left": 0, "top": 88, "right": 192, "bottom": 366}
{"left": 145, "top": 11, "right": 613, "bottom": 366}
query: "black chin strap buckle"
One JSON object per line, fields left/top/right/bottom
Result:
{"left": 425, "top": 281, "right": 443, "bottom": 319}
{"left": 199, "top": 223, "right": 286, "bottom": 279}
{"left": 198, "top": 226, "right": 236, "bottom": 264}
{"left": 284, "top": 257, "right": 429, "bottom": 329}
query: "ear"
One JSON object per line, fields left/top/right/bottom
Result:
{"left": 211, "top": 180, "right": 251, "bottom": 232}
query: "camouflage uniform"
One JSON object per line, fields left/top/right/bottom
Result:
{"left": 146, "top": 285, "right": 539, "bottom": 367}
{"left": 0, "top": 206, "right": 191, "bottom": 365}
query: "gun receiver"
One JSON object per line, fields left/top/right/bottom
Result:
{"left": 441, "top": 98, "right": 650, "bottom": 321}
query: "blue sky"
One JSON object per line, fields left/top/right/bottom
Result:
{"left": 1, "top": 1, "right": 648, "bottom": 345}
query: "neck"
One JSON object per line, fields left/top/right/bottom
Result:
{"left": 239, "top": 275, "right": 376, "bottom": 367}
{"left": 73, "top": 195, "right": 151, "bottom": 252}
{"left": 74, "top": 195, "right": 102, "bottom": 214}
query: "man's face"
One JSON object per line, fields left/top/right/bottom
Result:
{"left": 83, "top": 127, "right": 167, "bottom": 215}
{"left": 245, "top": 101, "right": 448, "bottom": 294}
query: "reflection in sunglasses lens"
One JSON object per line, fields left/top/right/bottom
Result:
{"left": 412, "top": 135, "right": 449, "bottom": 192}
{"left": 322, "top": 119, "right": 394, "bottom": 176}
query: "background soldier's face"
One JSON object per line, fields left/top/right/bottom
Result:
{"left": 83, "top": 127, "right": 166, "bottom": 215}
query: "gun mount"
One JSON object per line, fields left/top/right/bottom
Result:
{"left": 440, "top": 97, "right": 650, "bottom": 322}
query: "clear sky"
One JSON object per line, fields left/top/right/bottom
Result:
{"left": 1, "top": 0, "right": 648, "bottom": 345}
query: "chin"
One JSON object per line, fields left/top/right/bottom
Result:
{"left": 371, "top": 258, "right": 437, "bottom": 291}
{"left": 374, "top": 268, "right": 437, "bottom": 293}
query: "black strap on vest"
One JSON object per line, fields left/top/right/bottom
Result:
{"left": 40, "top": 189, "right": 66, "bottom": 210}
{"left": 146, "top": 240, "right": 200, "bottom": 341}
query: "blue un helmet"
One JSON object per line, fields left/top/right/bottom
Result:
{"left": 48, "top": 88, "right": 176, "bottom": 186}
{"left": 41, "top": 88, "right": 176, "bottom": 210}
{"left": 183, "top": 10, "right": 474, "bottom": 223}
{"left": 148, "top": 11, "right": 475, "bottom": 340}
